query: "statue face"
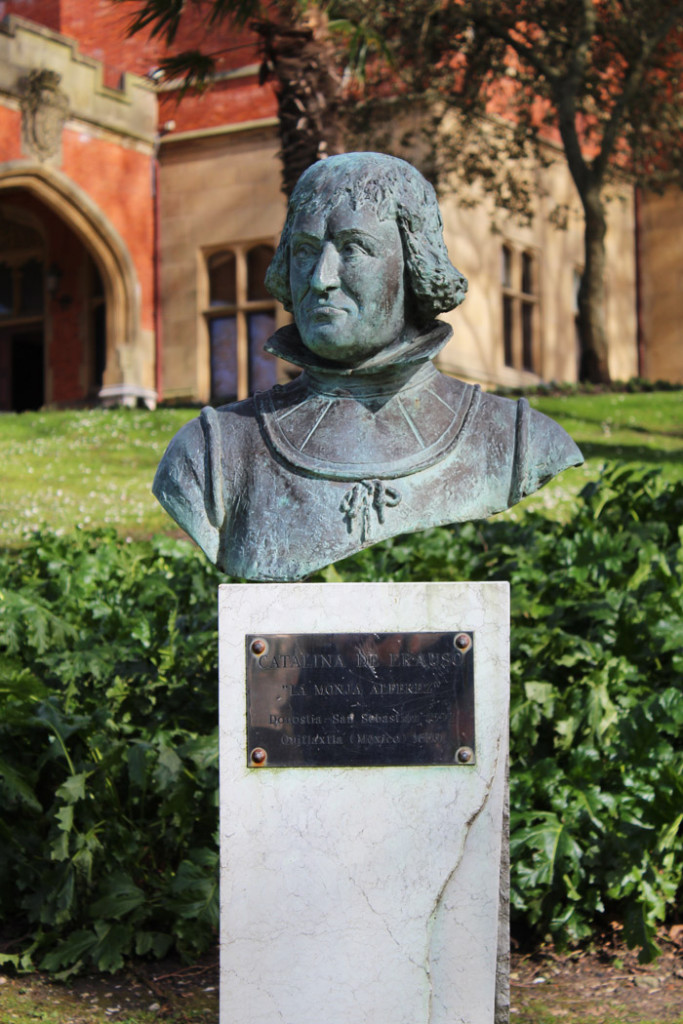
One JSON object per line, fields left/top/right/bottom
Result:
{"left": 289, "top": 196, "right": 406, "bottom": 363}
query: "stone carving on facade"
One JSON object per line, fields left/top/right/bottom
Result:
{"left": 154, "top": 152, "right": 583, "bottom": 581}
{"left": 20, "top": 68, "right": 69, "bottom": 163}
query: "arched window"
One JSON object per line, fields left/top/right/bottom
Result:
{"left": 0, "top": 215, "right": 45, "bottom": 320}
{"left": 205, "top": 243, "right": 278, "bottom": 404}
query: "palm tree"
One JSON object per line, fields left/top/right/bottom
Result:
{"left": 124, "top": 0, "right": 349, "bottom": 195}
{"left": 254, "top": 5, "right": 344, "bottom": 195}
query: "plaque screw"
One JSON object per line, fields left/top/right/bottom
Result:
{"left": 251, "top": 639, "right": 266, "bottom": 656}
{"left": 251, "top": 747, "right": 267, "bottom": 765}
{"left": 456, "top": 746, "right": 474, "bottom": 764}
{"left": 455, "top": 633, "right": 471, "bottom": 652}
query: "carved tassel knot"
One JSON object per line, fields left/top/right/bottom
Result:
{"left": 340, "top": 480, "right": 401, "bottom": 541}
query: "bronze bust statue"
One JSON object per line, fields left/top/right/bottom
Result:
{"left": 153, "top": 152, "right": 583, "bottom": 581}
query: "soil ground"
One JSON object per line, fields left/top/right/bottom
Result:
{"left": 0, "top": 953, "right": 219, "bottom": 1023}
{"left": 510, "top": 927, "right": 683, "bottom": 1023}
{"left": 1, "top": 931, "right": 682, "bottom": 1023}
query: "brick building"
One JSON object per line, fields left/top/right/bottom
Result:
{"left": 0, "top": 0, "right": 281, "bottom": 410}
{"left": 0, "top": 2, "right": 680, "bottom": 412}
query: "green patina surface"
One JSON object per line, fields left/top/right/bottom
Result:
{"left": 0, "top": 392, "right": 677, "bottom": 548}
{"left": 153, "top": 153, "right": 582, "bottom": 580}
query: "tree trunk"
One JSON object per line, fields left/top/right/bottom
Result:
{"left": 254, "top": 7, "right": 344, "bottom": 197}
{"left": 577, "top": 189, "right": 611, "bottom": 383}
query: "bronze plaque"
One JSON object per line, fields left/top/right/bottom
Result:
{"left": 246, "top": 632, "right": 474, "bottom": 768}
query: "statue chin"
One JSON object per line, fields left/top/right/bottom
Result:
{"left": 299, "top": 321, "right": 423, "bottom": 369}
{"left": 297, "top": 321, "right": 409, "bottom": 366}
{"left": 297, "top": 334, "right": 366, "bottom": 365}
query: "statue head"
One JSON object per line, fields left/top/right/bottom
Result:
{"left": 265, "top": 153, "right": 468, "bottom": 364}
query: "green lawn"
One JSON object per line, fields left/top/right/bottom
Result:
{"left": 0, "top": 408, "right": 194, "bottom": 546}
{"left": 499, "top": 389, "right": 682, "bottom": 521}
{"left": 0, "top": 391, "right": 680, "bottom": 546}
{"left": 532, "top": 390, "right": 683, "bottom": 470}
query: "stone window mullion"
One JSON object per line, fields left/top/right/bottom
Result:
{"left": 205, "top": 241, "right": 279, "bottom": 405}
{"left": 501, "top": 245, "right": 539, "bottom": 375}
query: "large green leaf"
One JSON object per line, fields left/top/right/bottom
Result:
{"left": 90, "top": 873, "right": 146, "bottom": 919}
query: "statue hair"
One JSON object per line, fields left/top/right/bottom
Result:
{"left": 265, "top": 153, "right": 468, "bottom": 325}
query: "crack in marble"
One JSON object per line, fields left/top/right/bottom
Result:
{"left": 425, "top": 730, "right": 504, "bottom": 1024}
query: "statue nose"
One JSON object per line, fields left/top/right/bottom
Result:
{"left": 310, "top": 242, "right": 340, "bottom": 293}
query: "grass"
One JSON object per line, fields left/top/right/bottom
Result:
{"left": 531, "top": 390, "right": 683, "bottom": 472}
{"left": 0, "top": 392, "right": 680, "bottom": 546}
{"left": 497, "top": 389, "right": 682, "bottom": 521}
{"left": 0, "top": 408, "right": 194, "bottom": 547}
{"left": 0, "top": 971, "right": 679, "bottom": 1024}
{"left": 511, "top": 994, "right": 683, "bottom": 1024}
{"left": 513, "top": 1013, "right": 683, "bottom": 1024}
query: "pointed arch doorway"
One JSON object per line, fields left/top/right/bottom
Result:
{"left": 0, "top": 162, "right": 145, "bottom": 409}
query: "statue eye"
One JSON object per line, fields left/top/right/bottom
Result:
{"left": 340, "top": 241, "right": 366, "bottom": 257}
{"left": 293, "top": 241, "right": 319, "bottom": 259}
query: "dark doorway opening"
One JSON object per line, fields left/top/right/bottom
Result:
{"left": 0, "top": 327, "right": 44, "bottom": 411}
{"left": 89, "top": 259, "right": 106, "bottom": 392}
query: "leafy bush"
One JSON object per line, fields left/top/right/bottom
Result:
{"left": 0, "top": 531, "right": 222, "bottom": 976}
{"left": 313, "top": 466, "right": 683, "bottom": 960}
{"left": 0, "top": 466, "right": 681, "bottom": 972}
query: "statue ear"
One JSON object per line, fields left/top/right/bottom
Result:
{"left": 264, "top": 239, "right": 293, "bottom": 311}
{"left": 402, "top": 278, "right": 423, "bottom": 331}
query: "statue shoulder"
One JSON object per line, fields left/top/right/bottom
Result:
{"left": 504, "top": 396, "right": 584, "bottom": 503}
{"left": 152, "top": 401, "right": 256, "bottom": 563}
{"left": 468, "top": 391, "right": 583, "bottom": 505}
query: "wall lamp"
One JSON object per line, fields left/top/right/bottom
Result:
{"left": 46, "top": 263, "right": 61, "bottom": 296}
{"left": 46, "top": 263, "right": 72, "bottom": 309}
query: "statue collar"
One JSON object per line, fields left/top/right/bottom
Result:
{"left": 264, "top": 319, "right": 453, "bottom": 374}
{"left": 256, "top": 322, "right": 481, "bottom": 482}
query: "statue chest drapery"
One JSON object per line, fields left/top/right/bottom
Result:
{"left": 153, "top": 364, "right": 581, "bottom": 581}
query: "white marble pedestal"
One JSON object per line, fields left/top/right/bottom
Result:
{"left": 219, "top": 582, "right": 509, "bottom": 1024}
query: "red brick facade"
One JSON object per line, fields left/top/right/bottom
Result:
{"left": 61, "top": 129, "right": 155, "bottom": 333}
{"left": 2, "top": 0, "right": 61, "bottom": 32}
{"left": 158, "top": 76, "right": 277, "bottom": 133}
{"left": 3, "top": 0, "right": 273, "bottom": 124}
{"left": 0, "top": 1, "right": 271, "bottom": 408}
{"left": 0, "top": 104, "right": 23, "bottom": 159}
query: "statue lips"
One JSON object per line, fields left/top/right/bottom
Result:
{"left": 309, "top": 304, "right": 350, "bottom": 322}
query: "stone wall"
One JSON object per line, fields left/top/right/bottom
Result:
{"left": 429, "top": 159, "right": 637, "bottom": 387}
{"left": 638, "top": 187, "right": 683, "bottom": 384}
{"left": 158, "top": 124, "right": 285, "bottom": 402}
